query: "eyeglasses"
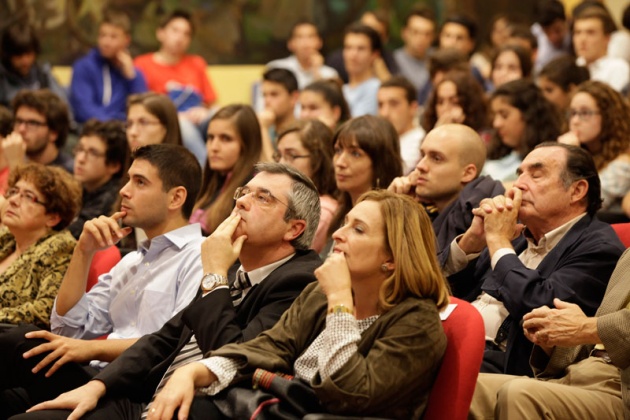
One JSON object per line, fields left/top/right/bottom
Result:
{"left": 13, "top": 118, "right": 47, "bottom": 130}
{"left": 233, "top": 186, "right": 291, "bottom": 210}
{"left": 73, "top": 145, "right": 106, "bottom": 159}
{"left": 125, "top": 118, "right": 162, "bottom": 130}
{"left": 567, "top": 109, "right": 600, "bottom": 121}
{"left": 272, "top": 151, "right": 311, "bottom": 163}
{"left": 5, "top": 187, "right": 47, "bottom": 206}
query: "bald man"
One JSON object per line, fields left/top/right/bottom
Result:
{"left": 389, "top": 123, "right": 504, "bottom": 260}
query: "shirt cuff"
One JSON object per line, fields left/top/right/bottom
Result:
{"left": 443, "top": 235, "right": 482, "bottom": 276}
{"left": 197, "top": 356, "right": 239, "bottom": 396}
{"left": 490, "top": 248, "right": 517, "bottom": 269}
{"left": 201, "top": 285, "right": 229, "bottom": 298}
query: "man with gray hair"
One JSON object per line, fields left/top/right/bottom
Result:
{"left": 25, "top": 162, "right": 323, "bottom": 419}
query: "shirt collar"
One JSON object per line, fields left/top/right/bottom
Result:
{"left": 139, "top": 223, "right": 203, "bottom": 253}
{"left": 238, "top": 252, "right": 295, "bottom": 288}
{"left": 524, "top": 213, "right": 586, "bottom": 253}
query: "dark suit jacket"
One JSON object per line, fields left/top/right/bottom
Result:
{"left": 448, "top": 214, "right": 624, "bottom": 376}
{"left": 434, "top": 176, "right": 505, "bottom": 265}
{"left": 94, "top": 249, "right": 321, "bottom": 403}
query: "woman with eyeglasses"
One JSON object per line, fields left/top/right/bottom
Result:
{"left": 146, "top": 190, "right": 450, "bottom": 420}
{"left": 0, "top": 163, "right": 81, "bottom": 328}
{"left": 558, "top": 81, "right": 630, "bottom": 211}
{"left": 275, "top": 120, "right": 338, "bottom": 252}
{"left": 125, "top": 92, "right": 182, "bottom": 151}
{"left": 190, "top": 104, "right": 262, "bottom": 234}
{"left": 484, "top": 79, "right": 562, "bottom": 183}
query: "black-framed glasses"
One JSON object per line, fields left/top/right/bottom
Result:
{"left": 272, "top": 151, "right": 311, "bottom": 163}
{"left": 5, "top": 187, "right": 47, "bottom": 206}
{"left": 73, "top": 145, "right": 106, "bottom": 159}
{"left": 124, "top": 119, "right": 163, "bottom": 130}
{"left": 566, "top": 109, "right": 600, "bottom": 121}
{"left": 233, "top": 186, "right": 290, "bottom": 210}
{"left": 13, "top": 118, "right": 47, "bottom": 130}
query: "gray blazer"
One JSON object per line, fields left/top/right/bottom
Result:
{"left": 531, "top": 247, "right": 630, "bottom": 418}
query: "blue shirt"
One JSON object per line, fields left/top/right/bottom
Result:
{"left": 343, "top": 77, "right": 380, "bottom": 117}
{"left": 50, "top": 224, "right": 204, "bottom": 343}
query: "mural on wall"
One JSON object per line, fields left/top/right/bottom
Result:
{"left": 0, "top": 0, "right": 531, "bottom": 66}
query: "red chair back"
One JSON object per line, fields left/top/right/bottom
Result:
{"left": 424, "top": 297, "right": 485, "bottom": 420}
{"left": 87, "top": 246, "right": 121, "bottom": 291}
{"left": 612, "top": 223, "right": 630, "bottom": 248}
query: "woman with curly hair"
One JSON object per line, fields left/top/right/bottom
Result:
{"left": 558, "top": 80, "right": 630, "bottom": 210}
{"left": 484, "top": 79, "right": 562, "bottom": 182}
{"left": 421, "top": 70, "right": 488, "bottom": 133}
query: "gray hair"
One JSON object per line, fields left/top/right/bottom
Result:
{"left": 254, "top": 162, "right": 321, "bottom": 250}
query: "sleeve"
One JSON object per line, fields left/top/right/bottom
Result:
{"left": 50, "top": 256, "right": 126, "bottom": 339}
{"left": 194, "top": 56, "right": 216, "bottom": 105}
{"left": 318, "top": 313, "right": 362, "bottom": 379}
{"left": 183, "top": 267, "right": 316, "bottom": 352}
{"left": 128, "top": 67, "right": 148, "bottom": 94}
{"left": 597, "top": 308, "right": 630, "bottom": 370}
{"left": 0, "top": 234, "right": 74, "bottom": 328}
{"left": 484, "top": 235, "right": 621, "bottom": 320}
{"left": 310, "top": 301, "right": 446, "bottom": 416}
{"left": 197, "top": 356, "right": 240, "bottom": 395}
{"left": 599, "top": 159, "right": 630, "bottom": 210}
{"left": 69, "top": 59, "right": 110, "bottom": 123}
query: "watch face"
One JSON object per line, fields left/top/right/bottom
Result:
{"left": 202, "top": 274, "right": 218, "bottom": 290}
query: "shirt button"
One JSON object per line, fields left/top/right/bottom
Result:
{"left": 145, "top": 262, "right": 150, "bottom": 266}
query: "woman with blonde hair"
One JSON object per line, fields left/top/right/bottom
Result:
{"left": 559, "top": 80, "right": 630, "bottom": 210}
{"left": 148, "top": 190, "right": 450, "bottom": 419}
{"left": 190, "top": 104, "right": 262, "bottom": 234}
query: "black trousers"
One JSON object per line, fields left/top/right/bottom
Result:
{"left": 0, "top": 324, "right": 98, "bottom": 418}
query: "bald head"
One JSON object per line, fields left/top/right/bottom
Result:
{"left": 427, "top": 124, "right": 486, "bottom": 176}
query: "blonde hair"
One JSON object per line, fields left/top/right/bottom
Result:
{"left": 357, "top": 190, "right": 450, "bottom": 312}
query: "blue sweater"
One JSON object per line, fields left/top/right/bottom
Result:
{"left": 69, "top": 48, "right": 146, "bottom": 123}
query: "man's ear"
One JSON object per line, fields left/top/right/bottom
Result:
{"left": 47, "top": 130, "right": 58, "bottom": 145}
{"left": 570, "top": 178, "right": 588, "bottom": 204}
{"left": 283, "top": 219, "right": 306, "bottom": 243}
{"left": 461, "top": 163, "right": 478, "bottom": 184}
{"left": 168, "top": 186, "right": 188, "bottom": 212}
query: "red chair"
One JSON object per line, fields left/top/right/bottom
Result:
{"left": 611, "top": 223, "right": 630, "bottom": 248}
{"left": 424, "top": 296, "right": 485, "bottom": 420}
{"left": 86, "top": 246, "right": 121, "bottom": 291}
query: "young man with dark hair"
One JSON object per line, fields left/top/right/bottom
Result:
{"left": 19, "top": 162, "right": 323, "bottom": 419}
{"left": 0, "top": 22, "right": 68, "bottom": 108}
{"left": 531, "top": 0, "right": 571, "bottom": 72}
{"left": 573, "top": 7, "right": 629, "bottom": 92}
{"left": 0, "top": 144, "right": 205, "bottom": 418}
{"left": 377, "top": 76, "right": 424, "bottom": 173}
{"left": 68, "top": 119, "right": 131, "bottom": 238}
{"left": 69, "top": 9, "right": 147, "bottom": 123}
{"left": 266, "top": 20, "right": 338, "bottom": 88}
{"left": 342, "top": 23, "right": 382, "bottom": 117}
{"left": 394, "top": 6, "right": 436, "bottom": 91}
{"left": 4, "top": 89, "right": 73, "bottom": 173}
{"left": 258, "top": 68, "right": 299, "bottom": 161}
{"left": 134, "top": 9, "right": 217, "bottom": 166}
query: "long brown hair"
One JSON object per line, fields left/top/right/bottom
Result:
{"left": 194, "top": 104, "right": 262, "bottom": 233}
{"left": 358, "top": 190, "right": 450, "bottom": 312}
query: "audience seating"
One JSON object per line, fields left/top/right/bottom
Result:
{"left": 611, "top": 223, "right": 630, "bottom": 248}
{"left": 87, "top": 246, "right": 121, "bottom": 291}
{"left": 303, "top": 297, "right": 485, "bottom": 420}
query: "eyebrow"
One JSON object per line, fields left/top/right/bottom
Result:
{"left": 516, "top": 162, "right": 544, "bottom": 176}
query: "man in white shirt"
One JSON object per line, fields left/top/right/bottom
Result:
{"left": 342, "top": 23, "right": 382, "bottom": 117}
{"left": 377, "top": 76, "right": 424, "bottom": 174}
{"left": 0, "top": 144, "right": 205, "bottom": 417}
{"left": 573, "top": 7, "right": 629, "bottom": 92}
{"left": 445, "top": 142, "right": 624, "bottom": 376}
{"left": 266, "top": 20, "right": 338, "bottom": 89}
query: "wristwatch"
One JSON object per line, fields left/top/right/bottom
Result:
{"left": 201, "top": 273, "right": 229, "bottom": 293}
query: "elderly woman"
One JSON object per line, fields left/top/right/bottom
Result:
{"left": 147, "top": 190, "right": 450, "bottom": 419}
{"left": 0, "top": 163, "right": 81, "bottom": 328}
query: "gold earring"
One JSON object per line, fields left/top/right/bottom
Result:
{"left": 381, "top": 264, "right": 389, "bottom": 272}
